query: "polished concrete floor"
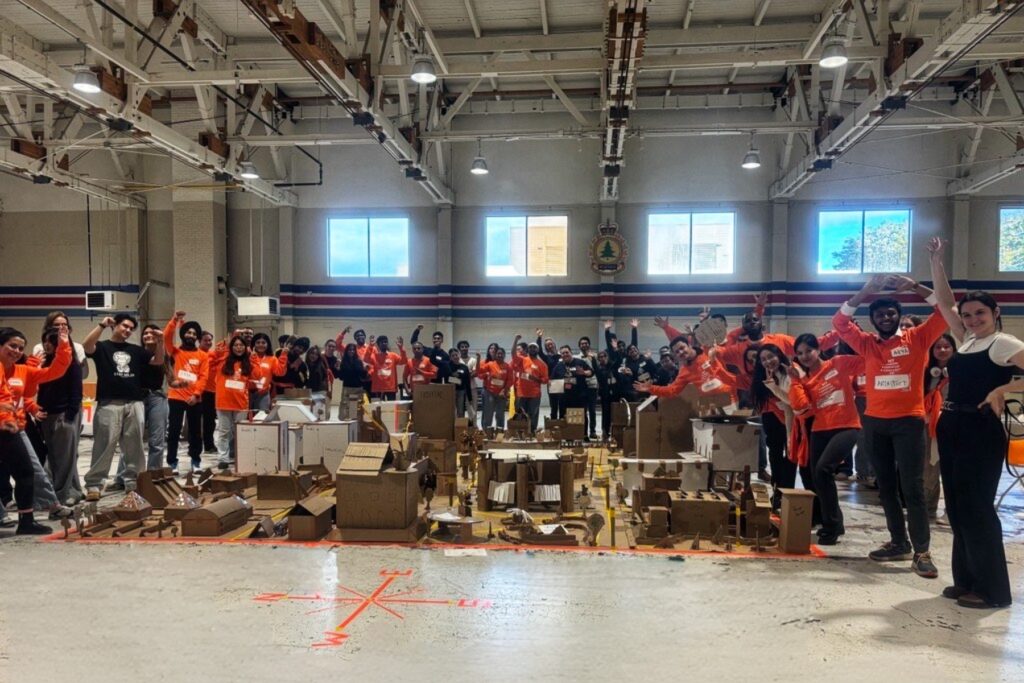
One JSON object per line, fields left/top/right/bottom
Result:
{"left": 2, "top": 467, "right": 1023, "bottom": 682}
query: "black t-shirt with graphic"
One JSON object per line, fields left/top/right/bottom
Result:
{"left": 88, "top": 340, "right": 154, "bottom": 401}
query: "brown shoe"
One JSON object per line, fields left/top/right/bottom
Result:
{"left": 85, "top": 489, "right": 101, "bottom": 502}
{"left": 957, "top": 592, "right": 1011, "bottom": 609}
{"left": 941, "top": 586, "right": 969, "bottom": 600}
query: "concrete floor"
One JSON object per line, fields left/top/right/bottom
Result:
{"left": 2, "top": 468, "right": 1023, "bottom": 682}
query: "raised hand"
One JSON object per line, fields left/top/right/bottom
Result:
{"left": 174, "top": 310, "right": 186, "bottom": 321}
{"left": 396, "top": 336, "right": 404, "bottom": 348}
{"left": 535, "top": 328, "right": 544, "bottom": 337}
{"left": 603, "top": 320, "right": 613, "bottom": 330}
{"left": 100, "top": 316, "right": 115, "bottom": 328}
{"left": 754, "top": 291, "right": 768, "bottom": 308}
{"left": 697, "top": 305, "right": 711, "bottom": 322}
{"left": 343, "top": 325, "right": 352, "bottom": 334}
{"left": 927, "top": 236, "right": 946, "bottom": 259}
{"left": 415, "top": 324, "right": 424, "bottom": 332}
{"left": 653, "top": 316, "right": 668, "bottom": 329}
{"left": 630, "top": 318, "right": 639, "bottom": 328}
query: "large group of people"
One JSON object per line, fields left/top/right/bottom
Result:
{"left": 0, "top": 237, "right": 1017, "bottom": 608}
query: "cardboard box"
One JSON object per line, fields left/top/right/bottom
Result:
{"left": 388, "top": 432, "right": 418, "bottom": 469}
{"left": 454, "top": 417, "right": 470, "bottom": 447}
{"left": 288, "top": 495, "right": 334, "bottom": 541}
{"left": 634, "top": 387, "right": 701, "bottom": 458}
{"left": 778, "top": 488, "right": 816, "bottom": 554}
{"left": 332, "top": 518, "right": 428, "bottom": 543}
{"left": 181, "top": 496, "right": 253, "bottom": 537}
{"left": 691, "top": 419, "right": 761, "bottom": 472}
{"left": 669, "top": 490, "right": 730, "bottom": 536}
{"left": 335, "top": 443, "right": 426, "bottom": 529}
{"left": 411, "top": 383, "right": 455, "bottom": 440}
{"left": 236, "top": 421, "right": 289, "bottom": 474}
{"left": 300, "top": 421, "right": 358, "bottom": 473}
{"left": 642, "top": 473, "right": 682, "bottom": 492}
{"left": 136, "top": 467, "right": 184, "bottom": 509}
{"left": 369, "top": 400, "right": 412, "bottom": 433}
{"left": 257, "top": 471, "right": 313, "bottom": 501}
{"left": 419, "top": 438, "right": 458, "bottom": 496}
{"left": 209, "top": 473, "right": 249, "bottom": 495}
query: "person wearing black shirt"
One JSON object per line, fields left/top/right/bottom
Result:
{"left": 536, "top": 329, "right": 561, "bottom": 420}
{"left": 274, "top": 336, "right": 310, "bottom": 393}
{"left": 336, "top": 343, "right": 369, "bottom": 420}
{"left": 411, "top": 325, "right": 450, "bottom": 383}
{"left": 615, "top": 344, "right": 658, "bottom": 402}
{"left": 447, "top": 347, "right": 475, "bottom": 418}
{"left": 552, "top": 345, "right": 593, "bottom": 416}
{"left": 576, "top": 336, "right": 600, "bottom": 440}
{"left": 36, "top": 327, "right": 84, "bottom": 505}
{"left": 604, "top": 319, "right": 638, "bottom": 367}
{"left": 305, "top": 345, "right": 332, "bottom": 397}
{"left": 323, "top": 338, "right": 342, "bottom": 399}
{"left": 82, "top": 314, "right": 163, "bottom": 500}
{"left": 595, "top": 349, "right": 618, "bottom": 441}
{"left": 654, "top": 349, "right": 678, "bottom": 386}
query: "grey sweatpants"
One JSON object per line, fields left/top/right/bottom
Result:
{"left": 40, "top": 413, "right": 83, "bottom": 505}
{"left": 19, "top": 431, "right": 60, "bottom": 511}
{"left": 85, "top": 400, "right": 145, "bottom": 491}
{"left": 216, "top": 410, "right": 247, "bottom": 466}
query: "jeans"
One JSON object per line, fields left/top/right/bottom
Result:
{"left": 810, "top": 428, "right": 860, "bottom": 536}
{"left": 455, "top": 389, "right": 468, "bottom": 418}
{"left": 201, "top": 391, "right": 217, "bottom": 451}
{"left": 19, "top": 431, "right": 59, "bottom": 511}
{"left": 144, "top": 391, "right": 168, "bottom": 470}
{"left": 863, "top": 415, "right": 930, "bottom": 553}
{"left": 519, "top": 396, "right": 541, "bottom": 433}
{"left": 482, "top": 392, "right": 507, "bottom": 429}
{"left": 84, "top": 400, "right": 145, "bottom": 491}
{"left": 167, "top": 399, "right": 203, "bottom": 467}
{"left": 937, "top": 411, "right": 1011, "bottom": 605}
{"left": 216, "top": 410, "right": 247, "bottom": 466}
{"left": 40, "top": 413, "right": 83, "bottom": 505}
{"left": 250, "top": 391, "right": 271, "bottom": 412}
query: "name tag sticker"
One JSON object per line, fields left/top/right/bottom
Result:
{"left": 824, "top": 369, "right": 838, "bottom": 380}
{"left": 379, "top": 368, "right": 392, "bottom": 378}
{"left": 8, "top": 378, "right": 23, "bottom": 387}
{"left": 875, "top": 374, "right": 910, "bottom": 391}
{"left": 817, "top": 390, "right": 845, "bottom": 409}
{"left": 225, "top": 379, "right": 246, "bottom": 391}
{"left": 177, "top": 370, "right": 198, "bottom": 383}
{"left": 491, "top": 378, "right": 504, "bottom": 387}
{"left": 701, "top": 378, "right": 724, "bottom": 393}
{"left": 891, "top": 346, "right": 910, "bottom": 358}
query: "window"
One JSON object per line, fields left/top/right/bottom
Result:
{"left": 817, "top": 209, "right": 910, "bottom": 274}
{"left": 647, "top": 212, "right": 735, "bottom": 275}
{"left": 486, "top": 215, "right": 568, "bottom": 277}
{"left": 999, "top": 207, "right": 1024, "bottom": 272}
{"left": 327, "top": 217, "right": 409, "bottom": 277}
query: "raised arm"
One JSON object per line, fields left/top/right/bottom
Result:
{"left": 630, "top": 319, "right": 639, "bottom": 348}
{"left": 927, "top": 237, "right": 965, "bottom": 341}
{"left": 410, "top": 324, "right": 423, "bottom": 345}
{"left": 82, "top": 317, "right": 112, "bottom": 355}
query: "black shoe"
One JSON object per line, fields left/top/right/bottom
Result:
{"left": 868, "top": 541, "right": 913, "bottom": 562}
{"left": 203, "top": 447, "right": 218, "bottom": 454}
{"left": 957, "top": 592, "right": 1011, "bottom": 609}
{"left": 941, "top": 586, "right": 970, "bottom": 600}
{"left": 16, "top": 519, "right": 52, "bottom": 535}
{"left": 816, "top": 532, "right": 841, "bottom": 545}
{"left": 912, "top": 552, "right": 939, "bottom": 578}
{"left": 817, "top": 525, "right": 845, "bottom": 538}
{"left": 216, "top": 462, "right": 231, "bottom": 471}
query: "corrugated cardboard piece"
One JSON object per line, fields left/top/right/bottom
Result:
{"left": 692, "top": 419, "right": 761, "bottom": 472}
{"left": 412, "top": 383, "right": 455, "bottom": 440}
{"left": 289, "top": 495, "right": 334, "bottom": 541}
{"left": 181, "top": 496, "right": 253, "bottom": 537}
{"left": 300, "top": 421, "right": 358, "bottom": 473}
{"left": 634, "top": 387, "right": 700, "bottom": 458}
{"left": 778, "top": 488, "right": 816, "bottom": 554}
{"left": 257, "top": 471, "right": 313, "bottom": 501}
{"left": 236, "top": 421, "right": 289, "bottom": 474}
{"left": 669, "top": 490, "right": 730, "bottom": 536}
{"left": 335, "top": 443, "right": 427, "bottom": 533}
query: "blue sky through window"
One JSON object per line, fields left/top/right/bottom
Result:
{"left": 328, "top": 217, "right": 409, "bottom": 278}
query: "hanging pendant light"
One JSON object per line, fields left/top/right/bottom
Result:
{"left": 741, "top": 133, "right": 761, "bottom": 170}
{"left": 819, "top": 35, "right": 849, "bottom": 69}
{"left": 239, "top": 160, "right": 260, "bottom": 180}
{"left": 470, "top": 139, "right": 489, "bottom": 175}
{"left": 410, "top": 55, "right": 437, "bottom": 85}
{"left": 72, "top": 65, "right": 101, "bottom": 94}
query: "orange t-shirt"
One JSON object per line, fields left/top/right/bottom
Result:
{"left": 251, "top": 353, "right": 275, "bottom": 395}
{"left": 164, "top": 320, "right": 210, "bottom": 403}
{"left": 203, "top": 346, "right": 225, "bottom": 393}
{"left": 366, "top": 346, "right": 407, "bottom": 394}
{"left": 832, "top": 308, "right": 947, "bottom": 419}
{"left": 788, "top": 355, "right": 865, "bottom": 432}
{"left": 404, "top": 356, "right": 437, "bottom": 388}
{"left": 476, "top": 360, "right": 514, "bottom": 396}
{"left": 215, "top": 358, "right": 264, "bottom": 411}
{"left": 646, "top": 353, "right": 738, "bottom": 403}
{"left": 2, "top": 339, "right": 72, "bottom": 429}
{"left": 512, "top": 353, "right": 549, "bottom": 398}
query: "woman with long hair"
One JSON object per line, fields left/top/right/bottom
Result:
{"left": 750, "top": 343, "right": 796, "bottom": 510}
{"left": 214, "top": 335, "right": 262, "bottom": 470}
{"left": 928, "top": 237, "right": 1021, "bottom": 608}
{"left": 36, "top": 327, "right": 84, "bottom": 505}
{"left": 923, "top": 333, "right": 955, "bottom": 524}
{"left": 788, "top": 333, "right": 865, "bottom": 545}
{"left": 337, "top": 343, "right": 369, "bottom": 420}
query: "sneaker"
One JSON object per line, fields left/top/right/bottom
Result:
{"left": 868, "top": 541, "right": 913, "bottom": 562}
{"left": 912, "top": 552, "right": 939, "bottom": 578}
{"left": 16, "top": 519, "right": 53, "bottom": 535}
{"left": 85, "top": 489, "right": 101, "bottom": 502}
{"left": 204, "top": 447, "right": 218, "bottom": 454}
{"left": 105, "top": 479, "right": 125, "bottom": 493}
{"left": 942, "top": 586, "right": 970, "bottom": 600}
{"left": 816, "top": 532, "right": 841, "bottom": 545}
{"left": 216, "top": 461, "right": 231, "bottom": 471}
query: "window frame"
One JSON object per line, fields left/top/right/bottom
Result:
{"left": 326, "top": 215, "right": 410, "bottom": 278}
{"left": 484, "top": 213, "right": 569, "bottom": 278}
{"left": 816, "top": 207, "right": 912, "bottom": 275}
{"left": 998, "top": 205, "right": 1024, "bottom": 273}
{"left": 645, "top": 210, "right": 736, "bottom": 276}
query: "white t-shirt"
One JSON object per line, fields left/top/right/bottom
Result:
{"left": 957, "top": 332, "right": 1024, "bottom": 367}
{"left": 32, "top": 340, "right": 88, "bottom": 365}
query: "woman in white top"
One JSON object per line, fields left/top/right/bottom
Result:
{"left": 30, "top": 311, "right": 88, "bottom": 378}
{"left": 928, "top": 237, "right": 1023, "bottom": 608}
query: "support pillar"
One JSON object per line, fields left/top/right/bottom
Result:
{"left": 951, "top": 197, "right": 970, "bottom": 291}
{"left": 770, "top": 200, "right": 790, "bottom": 334}
{"left": 436, "top": 207, "right": 454, "bottom": 341}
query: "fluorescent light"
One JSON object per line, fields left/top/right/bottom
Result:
{"left": 410, "top": 55, "right": 437, "bottom": 84}
{"left": 470, "top": 156, "right": 489, "bottom": 175}
{"left": 819, "top": 36, "right": 848, "bottom": 69}
{"left": 239, "top": 161, "right": 259, "bottom": 179}
{"left": 72, "top": 66, "right": 101, "bottom": 94}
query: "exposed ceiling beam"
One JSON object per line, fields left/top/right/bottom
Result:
{"left": 405, "top": 0, "right": 449, "bottom": 74}
{"left": 682, "top": 0, "right": 696, "bottom": 30}
{"left": 540, "top": 0, "right": 550, "bottom": 36}
{"left": 315, "top": 0, "right": 353, "bottom": 45}
{"left": 772, "top": 0, "right": 1024, "bottom": 199}
{"left": 947, "top": 146, "right": 1024, "bottom": 194}
{"left": 753, "top": 0, "right": 773, "bottom": 27}
{"left": 0, "top": 145, "right": 145, "bottom": 208}
{"left": 958, "top": 85, "right": 996, "bottom": 177}
{"left": 802, "top": 0, "right": 849, "bottom": 59}
{"left": 463, "top": 0, "right": 482, "bottom": 38}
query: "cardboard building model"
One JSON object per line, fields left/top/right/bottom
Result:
{"left": 335, "top": 443, "right": 427, "bottom": 539}
{"left": 181, "top": 496, "right": 253, "bottom": 537}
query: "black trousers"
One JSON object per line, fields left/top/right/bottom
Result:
{"left": 937, "top": 411, "right": 1012, "bottom": 605}
{"left": 371, "top": 392, "right": 396, "bottom": 401}
{"left": 863, "top": 415, "right": 930, "bottom": 552}
{"left": 201, "top": 391, "right": 217, "bottom": 450}
{"left": 810, "top": 428, "right": 860, "bottom": 535}
{"left": 167, "top": 399, "right": 203, "bottom": 466}
{"left": 549, "top": 392, "right": 564, "bottom": 420}
{"left": 0, "top": 431, "right": 35, "bottom": 511}
{"left": 600, "top": 396, "right": 613, "bottom": 438}
{"left": 584, "top": 388, "right": 598, "bottom": 436}
{"left": 763, "top": 412, "right": 796, "bottom": 494}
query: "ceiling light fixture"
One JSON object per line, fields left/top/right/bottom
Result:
{"left": 470, "top": 139, "right": 489, "bottom": 175}
{"left": 239, "top": 160, "right": 260, "bottom": 180}
{"left": 72, "top": 65, "right": 101, "bottom": 94}
{"left": 819, "top": 35, "right": 849, "bottom": 69}
{"left": 410, "top": 55, "right": 437, "bottom": 85}
{"left": 741, "top": 133, "right": 761, "bottom": 170}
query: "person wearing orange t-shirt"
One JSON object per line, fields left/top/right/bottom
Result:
{"left": 214, "top": 335, "right": 263, "bottom": 470}
{"left": 511, "top": 336, "right": 549, "bottom": 433}
{"left": 633, "top": 335, "right": 739, "bottom": 411}
{"left": 335, "top": 326, "right": 373, "bottom": 397}
{"left": 403, "top": 342, "right": 437, "bottom": 396}
{"left": 365, "top": 335, "right": 407, "bottom": 400}
{"left": 833, "top": 274, "right": 946, "bottom": 577}
{"left": 199, "top": 330, "right": 219, "bottom": 454}
{"left": 476, "top": 347, "right": 515, "bottom": 429}
{"left": 163, "top": 312, "right": 210, "bottom": 474}
{"left": 788, "top": 333, "right": 865, "bottom": 545}
{"left": 249, "top": 333, "right": 275, "bottom": 411}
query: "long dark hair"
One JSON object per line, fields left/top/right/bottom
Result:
{"left": 924, "top": 332, "right": 956, "bottom": 394}
{"left": 751, "top": 343, "right": 790, "bottom": 412}
{"left": 341, "top": 343, "right": 364, "bottom": 374}
{"left": 222, "top": 335, "right": 253, "bottom": 376}
{"left": 792, "top": 333, "right": 820, "bottom": 372}
{"left": 960, "top": 290, "right": 1002, "bottom": 331}
{"left": 306, "top": 345, "right": 328, "bottom": 384}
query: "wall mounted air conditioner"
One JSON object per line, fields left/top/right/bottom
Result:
{"left": 237, "top": 296, "right": 280, "bottom": 318}
{"left": 84, "top": 290, "right": 137, "bottom": 312}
